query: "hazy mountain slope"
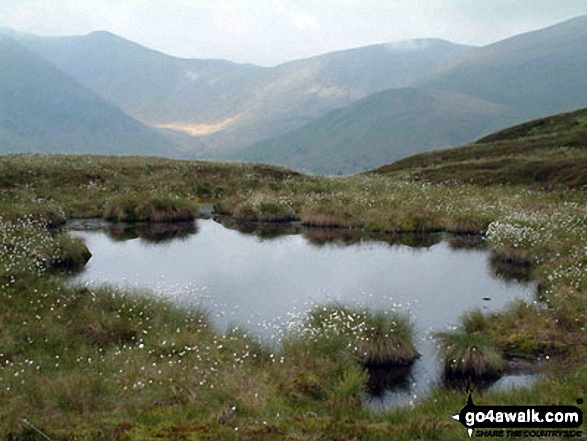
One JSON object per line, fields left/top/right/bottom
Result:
{"left": 16, "top": 31, "right": 262, "bottom": 125}
{"left": 423, "top": 14, "right": 587, "bottom": 121}
{"left": 207, "top": 39, "right": 475, "bottom": 151}
{"left": 372, "top": 108, "right": 587, "bottom": 188}
{"left": 279, "top": 39, "right": 474, "bottom": 94}
{"left": 16, "top": 32, "right": 474, "bottom": 152}
{"left": 240, "top": 15, "right": 587, "bottom": 174}
{"left": 239, "top": 88, "right": 507, "bottom": 175}
{"left": 0, "top": 36, "right": 174, "bottom": 156}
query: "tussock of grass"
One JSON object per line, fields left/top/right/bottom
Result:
{"left": 224, "top": 194, "right": 298, "bottom": 223}
{"left": 0, "top": 218, "right": 90, "bottom": 281}
{"left": 489, "top": 300, "right": 584, "bottom": 358}
{"left": 436, "top": 310, "right": 506, "bottom": 383}
{"left": 104, "top": 197, "right": 196, "bottom": 223}
{"left": 437, "top": 332, "right": 506, "bottom": 380}
{"left": 48, "top": 234, "right": 92, "bottom": 271}
{"left": 302, "top": 305, "right": 419, "bottom": 366}
{"left": 301, "top": 212, "right": 354, "bottom": 228}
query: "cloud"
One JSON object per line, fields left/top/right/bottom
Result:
{"left": 294, "top": 13, "right": 319, "bottom": 33}
{"left": 1, "top": 0, "right": 587, "bottom": 66}
{"left": 214, "top": 2, "right": 252, "bottom": 37}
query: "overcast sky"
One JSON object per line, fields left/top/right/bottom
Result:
{"left": 2, "top": 0, "right": 587, "bottom": 66}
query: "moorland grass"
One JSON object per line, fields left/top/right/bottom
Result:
{"left": 435, "top": 310, "right": 506, "bottom": 384}
{"left": 103, "top": 196, "right": 197, "bottom": 222}
{"left": 299, "top": 305, "right": 419, "bottom": 366}
{"left": 0, "top": 154, "right": 586, "bottom": 439}
{"left": 372, "top": 108, "right": 587, "bottom": 189}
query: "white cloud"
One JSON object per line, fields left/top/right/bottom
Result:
{"left": 294, "top": 13, "right": 319, "bottom": 33}
{"left": 1, "top": 0, "right": 587, "bottom": 66}
{"left": 214, "top": 2, "right": 252, "bottom": 37}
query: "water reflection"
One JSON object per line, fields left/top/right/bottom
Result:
{"left": 214, "top": 217, "right": 299, "bottom": 240}
{"left": 446, "top": 234, "right": 486, "bottom": 250}
{"left": 489, "top": 252, "right": 533, "bottom": 283}
{"left": 367, "top": 365, "right": 413, "bottom": 397}
{"left": 440, "top": 359, "right": 542, "bottom": 393}
{"left": 106, "top": 221, "right": 198, "bottom": 244}
{"left": 215, "top": 216, "right": 444, "bottom": 249}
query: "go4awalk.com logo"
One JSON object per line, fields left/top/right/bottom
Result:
{"left": 451, "top": 391, "right": 583, "bottom": 438}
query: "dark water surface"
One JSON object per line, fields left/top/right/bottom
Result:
{"left": 69, "top": 218, "right": 537, "bottom": 409}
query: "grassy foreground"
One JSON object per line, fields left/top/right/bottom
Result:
{"left": 0, "top": 151, "right": 586, "bottom": 439}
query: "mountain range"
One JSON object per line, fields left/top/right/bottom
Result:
{"left": 1, "top": 14, "right": 587, "bottom": 174}
{"left": 239, "top": 14, "right": 587, "bottom": 174}
{"left": 10, "top": 31, "right": 473, "bottom": 156}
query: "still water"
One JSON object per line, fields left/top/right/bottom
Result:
{"left": 69, "top": 218, "right": 537, "bottom": 408}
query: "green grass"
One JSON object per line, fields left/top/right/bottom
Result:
{"left": 373, "top": 108, "right": 587, "bottom": 189}
{"left": 0, "top": 150, "right": 586, "bottom": 439}
{"left": 477, "top": 108, "right": 587, "bottom": 143}
{"left": 300, "top": 305, "right": 419, "bottom": 366}
{"left": 103, "top": 197, "right": 197, "bottom": 222}
{"left": 435, "top": 310, "right": 506, "bottom": 384}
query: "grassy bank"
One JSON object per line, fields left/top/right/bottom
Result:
{"left": 0, "top": 153, "right": 586, "bottom": 439}
{"left": 372, "top": 108, "right": 587, "bottom": 189}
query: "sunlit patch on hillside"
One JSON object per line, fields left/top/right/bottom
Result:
{"left": 184, "top": 70, "right": 201, "bottom": 81}
{"left": 305, "top": 83, "right": 348, "bottom": 98}
{"left": 156, "top": 118, "right": 235, "bottom": 136}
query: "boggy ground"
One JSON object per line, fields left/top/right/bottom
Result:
{"left": 0, "top": 154, "right": 586, "bottom": 440}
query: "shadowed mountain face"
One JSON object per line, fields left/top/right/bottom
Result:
{"left": 424, "top": 15, "right": 587, "bottom": 119}
{"left": 0, "top": 36, "right": 175, "bottom": 156}
{"left": 15, "top": 32, "right": 261, "bottom": 137}
{"left": 14, "top": 32, "right": 474, "bottom": 155}
{"left": 239, "top": 15, "right": 587, "bottom": 174}
{"left": 418, "top": 15, "right": 587, "bottom": 125}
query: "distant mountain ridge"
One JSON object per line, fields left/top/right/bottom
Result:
{"left": 239, "top": 14, "right": 587, "bottom": 174}
{"left": 239, "top": 88, "right": 507, "bottom": 175}
{"left": 0, "top": 35, "right": 175, "bottom": 156}
{"left": 423, "top": 14, "right": 587, "bottom": 119}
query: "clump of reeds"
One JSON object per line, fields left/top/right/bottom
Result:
{"left": 48, "top": 234, "right": 92, "bottom": 271}
{"left": 301, "top": 213, "right": 353, "bottom": 229}
{"left": 435, "top": 309, "right": 506, "bottom": 384}
{"left": 304, "top": 304, "right": 420, "bottom": 366}
{"left": 103, "top": 197, "right": 196, "bottom": 222}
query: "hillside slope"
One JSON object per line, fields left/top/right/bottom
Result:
{"left": 240, "top": 15, "right": 587, "bottom": 175}
{"left": 0, "top": 36, "right": 175, "bottom": 156}
{"left": 372, "top": 108, "right": 587, "bottom": 188}
{"left": 424, "top": 14, "right": 587, "bottom": 121}
{"left": 239, "top": 88, "right": 507, "bottom": 175}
